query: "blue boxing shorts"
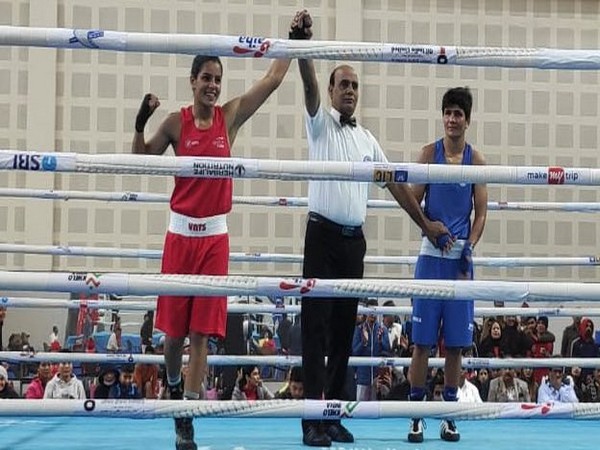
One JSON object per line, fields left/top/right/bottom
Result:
{"left": 411, "top": 238, "right": 474, "bottom": 348}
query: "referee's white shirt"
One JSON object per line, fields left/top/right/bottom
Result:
{"left": 305, "top": 106, "right": 388, "bottom": 226}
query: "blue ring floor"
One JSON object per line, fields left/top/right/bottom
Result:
{"left": 0, "top": 417, "right": 596, "bottom": 450}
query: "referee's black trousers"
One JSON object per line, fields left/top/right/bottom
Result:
{"left": 301, "top": 216, "right": 366, "bottom": 403}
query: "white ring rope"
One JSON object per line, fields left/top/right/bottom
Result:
{"left": 1, "top": 150, "right": 599, "bottom": 186}
{"left": 0, "top": 399, "right": 596, "bottom": 420}
{"left": 4, "top": 297, "right": 597, "bottom": 319}
{"left": 3, "top": 243, "right": 599, "bottom": 268}
{"left": 1, "top": 187, "right": 599, "bottom": 213}
{"left": 1, "top": 271, "right": 600, "bottom": 302}
{"left": 1, "top": 352, "right": 598, "bottom": 369}
{"left": 2, "top": 297, "right": 598, "bottom": 318}
{"left": 1, "top": 25, "right": 600, "bottom": 70}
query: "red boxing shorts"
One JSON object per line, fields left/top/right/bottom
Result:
{"left": 155, "top": 231, "right": 229, "bottom": 339}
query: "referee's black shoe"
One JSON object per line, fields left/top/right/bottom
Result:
{"left": 302, "top": 420, "right": 331, "bottom": 447}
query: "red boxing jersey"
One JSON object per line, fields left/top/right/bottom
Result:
{"left": 170, "top": 105, "right": 232, "bottom": 218}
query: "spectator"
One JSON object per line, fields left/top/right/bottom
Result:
{"left": 277, "top": 314, "right": 292, "bottom": 354}
{"left": 0, "top": 306, "right": 6, "bottom": 350}
{"left": 570, "top": 318, "right": 600, "bottom": 380}
{"left": 429, "top": 370, "right": 446, "bottom": 401}
{"left": 352, "top": 306, "right": 390, "bottom": 401}
{"left": 561, "top": 316, "right": 582, "bottom": 357}
{"left": 0, "top": 365, "right": 19, "bottom": 399}
{"left": 376, "top": 367, "right": 410, "bottom": 401}
{"left": 519, "top": 367, "right": 539, "bottom": 404}
{"left": 275, "top": 366, "right": 304, "bottom": 400}
{"left": 49, "top": 325, "right": 60, "bottom": 351}
{"left": 134, "top": 345, "right": 160, "bottom": 399}
{"left": 501, "top": 315, "right": 532, "bottom": 358}
{"left": 457, "top": 369, "right": 482, "bottom": 403}
{"left": 288, "top": 314, "right": 302, "bottom": 356}
{"left": 537, "top": 367, "right": 579, "bottom": 403}
{"left": 580, "top": 368, "right": 600, "bottom": 403}
{"left": 107, "top": 326, "right": 122, "bottom": 353}
{"left": 381, "top": 300, "right": 403, "bottom": 357}
{"left": 25, "top": 362, "right": 53, "bottom": 399}
{"left": 231, "top": 366, "right": 274, "bottom": 401}
{"left": 256, "top": 327, "right": 277, "bottom": 356}
{"left": 140, "top": 311, "right": 154, "bottom": 354}
{"left": 530, "top": 316, "right": 555, "bottom": 384}
{"left": 478, "top": 320, "right": 508, "bottom": 358}
{"left": 94, "top": 367, "right": 121, "bottom": 399}
{"left": 472, "top": 368, "right": 490, "bottom": 402}
{"left": 487, "top": 368, "right": 530, "bottom": 402}
{"left": 116, "top": 365, "right": 142, "bottom": 399}
{"left": 44, "top": 353, "right": 86, "bottom": 399}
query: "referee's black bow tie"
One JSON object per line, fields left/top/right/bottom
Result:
{"left": 340, "top": 115, "right": 357, "bottom": 128}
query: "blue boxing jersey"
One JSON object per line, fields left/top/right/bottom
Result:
{"left": 423, "top": 139, "right": 473, "bottom": 239}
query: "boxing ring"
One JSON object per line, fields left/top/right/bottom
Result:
{"left": 1, "top": 7, "right": 600, "bottom": 450}
{"left": 1, "top": 417, "right": 597, "bottom": 450}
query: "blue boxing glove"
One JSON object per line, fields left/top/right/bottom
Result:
{"left": 459, "top": 241, "right": 473, "bottom": 275}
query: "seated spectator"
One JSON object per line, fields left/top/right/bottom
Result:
{"left": 25, "top": 362, "right": 53, "bottom": 399}
{"left": 375, "top": 366, "right": 410, "bottom": 401}
{"left": 471, "top": 368, "right": 490, "bottom": 402}
{"left": 44, "top": 352, "right": 86, "bottom": 399}
{"left": 94, "top": 366, "right": 121, "bottom": 399}
{"left": 115, "top": 365, "right": 141, "bottom": 399}
{"left": 580, "top": 368, "right": 600, "bottom": 403}
{"left": 487, "top": 368, "right": 530, "bottom": 402}
{"left": 0, "top": 365, "right": 19, "bottom": 399}
{"left": 134, "top": 345, "right": 160, "bottom": 399}
{"left": 457, "top": 369, "right": 482, "bottom": 403}
{"left": 275, "top": 366, "right": 304, "bottom": 400}
{"left": 519, "top": 367, "right": 539, "bottom": 403}
{"left": 231, "top": 365, "right": 274, "bottom": 401}
{"left": 95, "top": 365, "right": 141, "bottom": 399}
{"left": 537, "top": 367, "right": 579, "bottom": 403}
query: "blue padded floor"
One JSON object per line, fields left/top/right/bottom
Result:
{"left": 0, "top": 417, "right": 597, "bottom": 450}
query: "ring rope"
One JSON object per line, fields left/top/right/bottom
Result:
{"left": 2, "top": 188, "right": 599, "bottom": 213}
{"left": 1, "top": 151, "right": 599, "bottom": 185}
{"left": 0, "top": 399, "right": 596, "bottom": 420}
{"left": 1, "top": 352, "right": 599, "bottom": 369}
{"left": 3, "top": 243, "right": 599, "bottom": 268}
{"left": 1, "top": 25, "right": 599, "bottom": 70}
{"left": 1, "top": 271, "right": 600, "bottom": 302}
{"left": 0, "top": 399, "right": 597, "bottom": 420}
{"left": 3, "top": 297, "right": 596, "bottom": 318}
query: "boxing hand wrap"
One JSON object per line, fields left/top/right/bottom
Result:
{"left": 459, "top": 241, "right": 473, "bottom": 275}
{"left": 436, "top": 233, "right": 453, "bottom": 250}
{"left": 135, "top": 93, "right": 154, "bottom": 133}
